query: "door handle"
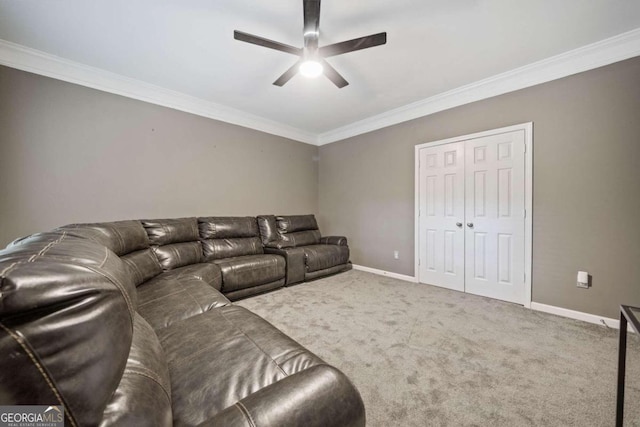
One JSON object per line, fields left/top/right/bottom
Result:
{"left": 456, "top": 222, "right": 463, "bottom": 228}
{"left": 466, "top": 222, "right": 474, "bottom": 228}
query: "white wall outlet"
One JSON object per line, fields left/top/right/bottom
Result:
{"left": 577, "top": 271, "right": 589, "bottom": 288}
{"left": 393, "top": 250, "right": 399, "bottom": 259}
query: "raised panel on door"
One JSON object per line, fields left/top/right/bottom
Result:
{"left": 418, "top": 143, "right": 465, "bottom": 291}
{"left": 464, "top": 130, "right": 526, "bottom": 304}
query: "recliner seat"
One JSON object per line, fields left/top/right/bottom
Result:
{"left": 198, "top": 216, "right": 286, "bottom": 300}
{"left": 258, "top": 214, "right": 352, "bottom": 285}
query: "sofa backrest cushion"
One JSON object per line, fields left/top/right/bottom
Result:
{"left": 142, "top": 218, "right": 203, "bottom": 270}
{"left": 60, "top": 220, "right": 149, "bottom": 256}
{"left": 276, "top": 215, "right": 321, "bottom": 247}
{"left": 60, "top": 220, "right": 162, "bottom": 287}
{"left": 257, "top": 215, "right": 278, "bottom": 245}
{"left": 0, "top": 231, "right": 135, "bottom": 427}
{"left": 276, "top": 215, "right": 318, "bottom": 233}
{"left": 198, "top": 217, "right": 263, "bottom": 260}
{"left": 121, "top": 249, "right": 163, "bottom": 287}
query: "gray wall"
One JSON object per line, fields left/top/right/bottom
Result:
{"left": 319, "top": 56, "right": 640, "bottom": 319}
{"left": 0, "top": 65, "right": 319, "bottom": 246}
{"left": 3, "top": 56, "right": 639, "bottom": 319}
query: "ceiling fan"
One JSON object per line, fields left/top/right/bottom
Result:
{"left": 234, "top": 0, "right": 387, "bottom": 88}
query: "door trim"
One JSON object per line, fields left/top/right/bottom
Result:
{"left": 414, "top": 122, "right": 533, "bottom": 308}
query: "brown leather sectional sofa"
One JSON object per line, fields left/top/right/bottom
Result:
{"left": 0, "top": 215, "right": 362, "bottom": 426}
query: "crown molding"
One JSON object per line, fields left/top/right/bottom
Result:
{"left": 317, "top": 27, "right": 640, "bottom": 145}
{"left": 2, "top": 28, "right": 640, "bottom": 147}
{"left": 0, "top": 39, "right": 318, "bottom": 145}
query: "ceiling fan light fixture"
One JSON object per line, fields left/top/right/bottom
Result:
{"left": 233, "top": 0, "right": 387, "bottom": 87}
{"left": 299, "top": 60, "right": 323, "bottom": 78}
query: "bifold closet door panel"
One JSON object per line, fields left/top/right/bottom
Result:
{"left": 418, "top": 142, "right": 465, "bottom": 291}
{"left": 464, "top": 131, "right": 526, "bottom": 304}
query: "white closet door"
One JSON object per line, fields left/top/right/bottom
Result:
{"left": 418, "top": 142, "right": 465, "bottom": 291}
{"left": 464, "top": 131, "right": 526, "bottom": 304}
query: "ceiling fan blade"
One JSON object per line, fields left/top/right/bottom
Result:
{"left": 273, "top": 60, "right": 302, "bottom": 86}
{"left": 320, "top": 32, "right": 387, "bottom": 58}
{"left": 320, "top": 59, "right": 349, "bottom": 88}
{"left": 303, "top": 0, "right": 321, "bottom": 51}
{"left": 234, "top": 30, "right": 302, "bottom": 56}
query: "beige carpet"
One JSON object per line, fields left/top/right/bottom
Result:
{"left": 237, "top": 270, "right": 640, "bottom": 426}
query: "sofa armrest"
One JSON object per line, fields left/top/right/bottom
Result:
{"left": 319, "top": 236, "right": 348, "bottom": 246}
{"left": 263, "top": 239, "right": 295, "bottom": 249}
{"left": 264, "top": 247, "right": 305, "bottom": 285}
{"left": 200, "top": 365, "right": 365, "bottom": 427}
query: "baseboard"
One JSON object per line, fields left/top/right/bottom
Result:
{"left": 351, "top": 268, "right": 633, "bottom": 332}
{"left": 531, "top": 302, "right": 635, "bottom": 332}
{"left": 352, "top": 264, "right": 418, "bottom": 283}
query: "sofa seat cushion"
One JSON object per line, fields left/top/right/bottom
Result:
{"left": 157, "top": 305, "right": 324, "bottom": 426}
{"left": 213, "top": 254, "right": 285, "bottom": 292}
{"left": 303, "top": 244, "right": 350, "bottom": 272}
{"left": 137, "top": 264, "right": 229, "bottom": 330}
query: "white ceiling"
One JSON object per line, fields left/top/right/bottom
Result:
{"left": 1, "top": 0, "right": 640, "bottom": 141}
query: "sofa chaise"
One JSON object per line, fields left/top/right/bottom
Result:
{"left": 0, "top": 216, "right": 363, "bottom": 426}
